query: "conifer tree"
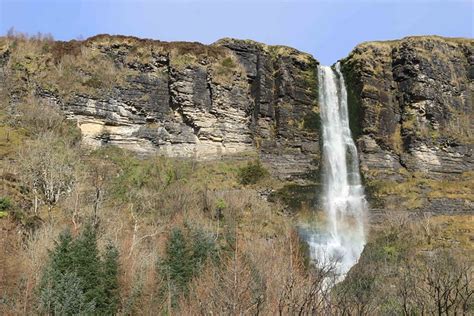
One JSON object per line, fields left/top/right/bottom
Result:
{"left": 190, "top": 229, "right": 216, "bottom": 270}
{"left": 38, "top": 224, "right": 121, "bottom": 315}
{"left": 102, "top": 243, "right": 120, "bottom": 315}
{"left": 38, "top": 229, "right": 94, "bottom": 314}
{"left": 157, "top": 227, "right": 217, "bottom": 310}
{"left": 164, "top": 228, "right": 192, "bottom": 295}
{"left": 48, "top": 272, "right": 95, "bottom": 315}
{"left": 50, "top": 229, "right": 74, "bottom": 274}
{"left": 71, "top": 222, "right": 104, "bottom": 308}
{"left": 38, "top": 229, "right": 74, "bottom": 313}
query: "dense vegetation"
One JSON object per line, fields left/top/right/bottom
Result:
{"left": 0, "top": 33, "right": 472, "bottom": 315}
{"left": 38, "top": 223, "right": 119, "bottom": 315}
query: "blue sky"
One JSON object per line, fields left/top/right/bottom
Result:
{"left": 1, "top": 0, "right": 472, "bottom": 64}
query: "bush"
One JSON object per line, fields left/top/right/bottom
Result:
{"left": 0, "top": 197, "right": 12, "bottom": 218}
{"left": 83, "top": 75, "right": 103, "bottom": 89}
{"left": 221, "top": 57, "right": 236, "bottom": 68}
{"left": 237, "top": 160, "right": 268, "bottom": 185}
{"left": 0, "top": 197, "right": 12, "bottom": 211}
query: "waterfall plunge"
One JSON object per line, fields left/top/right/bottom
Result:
{"left": 307, "top": 63, "right": 367, "bottom": 279}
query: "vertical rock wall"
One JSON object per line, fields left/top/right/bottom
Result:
{"left": 341, "top": 36, "right": 473, "bottom": 213}
{"left": 0, "top": 35, "right": 320, "bottom": 182}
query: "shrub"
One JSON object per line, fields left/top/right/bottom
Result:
{"left": 0, "top": 197, "right": 12, "bottom": 212}
{"left": 237, "top": 160, "right": 268, "bottom": 185}
{"left": 215, "top": 198, "right": 226, "bottom": 211}
{"left": 221, "top": 57, "right": 235, "bottom": 68}
{"left": 83, "top": 74, "right": 103, "bottom": 89}
{"left": 0, "top": 196, "right": 16, "bottom": 220}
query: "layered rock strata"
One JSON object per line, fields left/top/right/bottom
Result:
{"left": 341, "top": 36, "right": 473, "bottom": 213}
{"left": 0, "top": 35, "right": 320, "bottom": 181}
{"left": 1, "top": 34, "right": 472, "bottom": 214}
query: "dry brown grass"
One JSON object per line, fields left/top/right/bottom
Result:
{"left": 368, "top": 170, "right": 474, "bottom": 211}
{"left": 210, "top": 54, "right": 247, "bottom": 86}
{"left": 2, "top": 34, "right": 130, "bottom": 100}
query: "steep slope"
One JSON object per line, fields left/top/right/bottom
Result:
{"left": 341, "top": 36, "right": 473, "bottom": 213}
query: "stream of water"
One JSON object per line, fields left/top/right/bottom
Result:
{"left": 307, "top": 63, "right": 367, "bottom": 279}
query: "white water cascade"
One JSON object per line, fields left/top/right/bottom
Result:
{"left": 308, "top": 63, "right": 367, "bottom": 279}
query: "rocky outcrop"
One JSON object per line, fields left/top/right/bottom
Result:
{"left": 341, "top": 36, "right": 473, "bottom": 213}
{"left": 215, "top": 39, "right": 320, "bottom": 181}
{"left": 0, "top": 35, "right": 320, "bottom": 182}
{"left": 1, "top": 34, "right": 472, "bottom": 213}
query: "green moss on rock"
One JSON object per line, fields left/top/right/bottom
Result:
{"left": 340, "top": 62, "right": 363, "bottom": 139}
{"left": 269, "top": 184, "right": 321, "bottom": 212}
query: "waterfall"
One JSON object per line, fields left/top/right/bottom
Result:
{"left": 308, "top": 63, "right": 367, "bottom": 279}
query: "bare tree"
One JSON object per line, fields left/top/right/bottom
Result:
{"left": 276, "top": 231, "right": 338, "bottom": 315}
{"left": 83, "top": 156, "right": 116, "bottom": 225}
{"left": 18, "top": 133, "right": 77, "bottom": 217}
{"left": 417, "top": 250, "right": 473, "bottom": 315}
{"left": 11, "top": 96, "right": 66, "bottom": 136}
{"left": 277, "top": 262, "right": 337, "bottom": 315}
{"left": 183, "top": 227, "right": 266, "bottom": 315}
{"left": 332, "top": 258, "right": 379, "bottom": 316}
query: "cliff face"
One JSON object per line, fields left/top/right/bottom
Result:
{"left": 0, "top": 35, "right": 320, "bottom": 182}
{"left": 341, "top": 36, "right": 473, "bottom": 213}
{"left": 1, "top": 35, "right": 472, "bottom": 213}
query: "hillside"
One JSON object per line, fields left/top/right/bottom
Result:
{"left": 0, "top": 33, "right": 472, "bottom": 314}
